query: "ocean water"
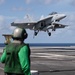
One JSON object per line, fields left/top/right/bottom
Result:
{"left": 0, "top": 43, "right": 75, "bottom": 47}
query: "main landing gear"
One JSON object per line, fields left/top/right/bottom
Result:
{"left": 33, "top": 30, "right": 51, "bottom": 37}
{"left": 48, "top": 32, "right": 51, "bottom": 36}
{"left": 34, "top": 30, "right": 39, "bottom": 36}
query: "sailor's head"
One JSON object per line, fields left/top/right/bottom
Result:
{"left": 12, "top": 27, "right": 28, "bottom": 41}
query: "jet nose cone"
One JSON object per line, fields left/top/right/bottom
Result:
{"left": 58, "top": 14, "right": 66, "bottom": 20}
{"left": 62, "top": 14, "right": 66, "bottom": 18}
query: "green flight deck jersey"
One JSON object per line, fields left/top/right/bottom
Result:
{"left": 0, "top": 43, "right": 31, "bottom": 75}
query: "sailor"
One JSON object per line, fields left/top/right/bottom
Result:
{"left": 0, "top": 27, "right": 31, "bottom": 75}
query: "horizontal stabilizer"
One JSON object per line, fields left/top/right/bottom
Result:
{"left": 53, "top": 22, "right": 68, "bottom": 28}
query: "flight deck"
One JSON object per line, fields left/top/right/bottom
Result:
{"left": 0, "top": 46, "right": 75, "bottom": 75}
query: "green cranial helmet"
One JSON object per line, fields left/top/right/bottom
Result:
{"left": 12, "top": 27, "right": 28, "bottom": 40}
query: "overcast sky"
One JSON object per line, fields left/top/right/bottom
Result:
{"left": 0, "top": 0, "right": 75, "bottom": 43}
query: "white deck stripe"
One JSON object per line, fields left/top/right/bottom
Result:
{"left": 31, "top": 53, "right": 75, "bottom": 59}
{"left": 0, "top": 67, "right": 4, "bottom": 70}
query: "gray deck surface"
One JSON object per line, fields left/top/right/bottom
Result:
{"left": 0, "top": 47, "right": 75, "bottom": 75}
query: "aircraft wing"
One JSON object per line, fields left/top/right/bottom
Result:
{"left": 11, "top": 22, "right": 37, "bottom": 30}
{"left": 39, "top": 16, "right": 53, "bottom": 23}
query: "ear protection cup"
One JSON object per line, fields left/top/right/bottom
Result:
{"left": 23, "top": 32, "right": 28, "bottom": 39}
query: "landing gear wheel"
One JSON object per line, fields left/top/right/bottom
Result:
{"left": 48, "top": 32, "right": 51, "bottom": 36}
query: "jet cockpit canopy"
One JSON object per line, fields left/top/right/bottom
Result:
{"left": 49, "top": 12, "right": 57, "bottom": 15}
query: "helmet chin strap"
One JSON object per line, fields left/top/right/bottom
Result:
{"left": 13, "top": 40, "right": 22, "bottom": 44}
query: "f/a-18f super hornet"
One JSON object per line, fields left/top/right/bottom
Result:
{"left": 11, "top": 12, "right": 68, "bottom": 36}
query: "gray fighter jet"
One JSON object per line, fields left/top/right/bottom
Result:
{"left": 11, "top": 12, "right": 68, "bottom": 36}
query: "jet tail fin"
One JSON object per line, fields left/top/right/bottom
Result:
{"left": 25, "top": 14, "right": 33, "bottom": 22}
{"left": 40, "top": 15, "right": 44, "bottom": 20}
